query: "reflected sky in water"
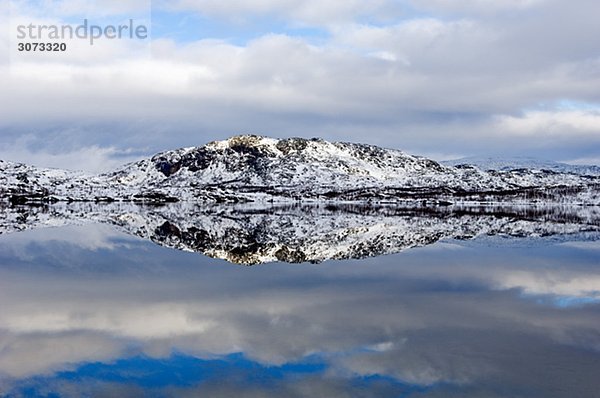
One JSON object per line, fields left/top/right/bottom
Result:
{"left": 0, "top": 224, "right": 599, "bottom": 397}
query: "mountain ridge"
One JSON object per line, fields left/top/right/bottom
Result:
{"left": 442, "top": 156, "right": 600, "bottom": 176}
{"left": 1, "top": 135, "right": 599, "bottom": 205}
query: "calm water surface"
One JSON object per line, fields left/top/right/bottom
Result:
{"left": 0, "top": 221, "right": 599, "bottom": 397}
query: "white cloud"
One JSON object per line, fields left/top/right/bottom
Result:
{"left": 12, "top": 0, "right": 151, "bottom": 19}
{"left": 0, "top": 134, "right": 143, "bottom": 172}
{"left": 167, "top": 0, "right": 400, "bottom": 26}
{"left": 1, "top": 0, "right": 600, "bottom": 166}
{"left": 411, "top": 0, "right": 546, "bottom": 15}
{"left": 495, "top": 110, "right": 600, "bottom": 137}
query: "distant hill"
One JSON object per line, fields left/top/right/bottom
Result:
{"left": 442, "top": 156, "right": 600, "bottom": 176}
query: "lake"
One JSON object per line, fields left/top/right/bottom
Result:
{"left": 0, "top": 204, "right": 599, "bottom": 397}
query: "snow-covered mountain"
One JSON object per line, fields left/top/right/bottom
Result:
{"left": 1, "top": 203, "right": 598, "bottom": 264}
{"left": 1, "top": 135, "right": 600, "bottom": 205}
{"left": 443, "top": 156, "right": 600, "bottom": 176}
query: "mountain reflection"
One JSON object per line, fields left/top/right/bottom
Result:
{"left": 1, "top": 202, "right": 599, "bottom": 264}
{"left": 0, "top": 221, "right": 599, "bottom": 397}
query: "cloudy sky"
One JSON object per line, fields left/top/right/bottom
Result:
{"left": 1, "top": 0, "right": 600, "bottom": 171}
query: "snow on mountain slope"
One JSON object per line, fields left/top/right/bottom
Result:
{"left": 443, "top": 156, "right": 600, "bottom": 176}
{"left": 2, "top": 135, "right": 600, "bottom": 205}
{"left": 104, "top": 135, "right": 464, "bottom": 191}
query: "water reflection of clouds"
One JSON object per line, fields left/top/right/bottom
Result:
{"left": 560, "top": 240, "right": 600, "bottom": 250}
{"left": 0, "top": 225, "right": 599, "bottom": 396}
{"left": 4, "top": 354, "right": 416, "bottom": 398}
{"left": 0, "top": 223, "right": 134, "bottom": 261}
